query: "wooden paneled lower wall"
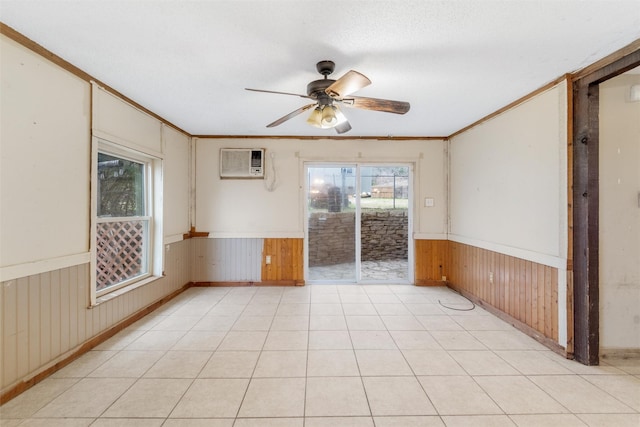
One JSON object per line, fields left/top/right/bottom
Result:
{"left": 415, "top": 240, "right": 449, "bottom": 285}
{"left": 1, "top": 239, "right": 192, "bottom": 402}
{"left": 261, "top": 238, "right": 304, "bottom": 285}
{"left": 192, "top": 238, "right": 303, "bottom": 287}
{"left": 415, "top": 240, "right": 559, "bottom": 344}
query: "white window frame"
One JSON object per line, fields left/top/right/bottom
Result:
{"left": 90, "top": 137, "right": 163, "bottom": 306}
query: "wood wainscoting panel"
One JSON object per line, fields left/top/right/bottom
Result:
{"left": 1, "top": 239, "right": 192, "bottom": 403}
{"left": 261, "top": 238, "right": 304, "bottom": 285}
{"left": 447, "top": 241, "right": 558, "bottom": 342}
{"left": 415, "top": 239, "right": 448, "bottom": 285}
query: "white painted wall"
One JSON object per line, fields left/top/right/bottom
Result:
{"left": 449, "top": 82, "right": 569, "bottom": 347}
{"left": 0, "top": 34, "right": 194, "bottom": 393}
{"left": 89, "top": 88, "right": 192, "bottom": 303}
{"left": 0, "top": 35, "right": 91, "bottom": 268}
{"left": 449, "top": 82, "right": 568, "bottom": 268}
{"left": 162, "top": 125, "right": 191, "bottom": 242}
{"left": 194, "top": 138, "right": 447, "bottom": 238}
{"left": 92, "top": 87, "right": 162, "bottom": 156}
{"left": 599, "top": 73, "right": 640, "bottom": 352}
{"left": 91, "top": 88, "right": 191, "bottom": 242}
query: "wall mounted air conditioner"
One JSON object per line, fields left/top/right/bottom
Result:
{"left": 219, "top": 148, "right": 265, "bottom": 179}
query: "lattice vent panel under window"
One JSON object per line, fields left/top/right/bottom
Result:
{"left": 96, "top": 220, "right": 146, "bottom": 291}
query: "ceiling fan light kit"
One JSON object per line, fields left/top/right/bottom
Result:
{"left": 306, "top": 107, "right": 323, "bottom": 128}
{"left": 306, "top": 105, "right": 348, "bottom": 129}
{"left": 321, "top": 105, "right": 337, "bottom": 126}
{"left": 246, "top": 60, "right": 410, "bottom": 134}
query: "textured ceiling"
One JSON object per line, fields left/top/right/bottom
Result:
{"left": 1, "top": 0, "right": 639, "bottom": 137}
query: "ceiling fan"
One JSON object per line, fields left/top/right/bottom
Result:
{"left": 245, "top": 60, "right": 410, "bottom": 134}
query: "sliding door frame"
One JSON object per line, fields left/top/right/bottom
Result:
{"left": 304, "top": 162, "right": 414, "bottom": 284}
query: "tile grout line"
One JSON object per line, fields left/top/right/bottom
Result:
{"left": 232, "top": 287, "right": 282, "bottom": 422}
{"left": 393, "top": 288, "right": 445, "bottom": 421}
{"left": 8, "top": 285, "right": 640, "bottom": 425}
{"left": 165, "top": 287, "right": 233, "bottom": 423}
{"left": 342, "top": 288, "right": 376, "bottom": 420}
{"left": 303, "top": 287, "right": 312, "bottom": 426}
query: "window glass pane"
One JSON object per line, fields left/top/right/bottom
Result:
{"left": 97, "top": 153, "right": 145, "bottom": 217}
{"left": 96, "top": 150, "right": 150, "bottom": 294}
{"left": 96, "top": 219, "right": 149, "bottom": 291}
{"left": 307, "top": 166, "right": 357, "bottom": 281}
{"left": 360, "top": 166, "right": 409, "bottom": 282}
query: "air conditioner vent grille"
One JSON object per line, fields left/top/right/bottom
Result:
{"left": 220, "top": 148, "right": 264, "bottom": 179}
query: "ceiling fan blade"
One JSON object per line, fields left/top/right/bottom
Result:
{"left": 334, "top": 120, "right": 352, "bottom": 134}
{"left": 340, "top": 95, "right": 410, "bottom": 114}
{"left": 266, "top": 103, "right": 316, "bottom": 127}
{"left": 245, "top": 88, "right": 313, "bottom": 100}
{"left": 325, "top": 70, "right": 371, "bottom": 97}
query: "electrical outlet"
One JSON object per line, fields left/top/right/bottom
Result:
{"left": 441, "top": 275, "right": 447, "bottom": 281}
{"left": 265, "top": 255, "right": 271, "bottom": 265}
{"left": 489, "top": 272, "right": 494, "bottom": 284}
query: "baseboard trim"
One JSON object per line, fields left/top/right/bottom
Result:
{"left": 447, "top": 283, "right": 568, "bottom": 358}
{"left": 0, "top": 282, "right": 192, "bottom": 405}
{"left": 259, "top": 280, "right": 305, "bottom": 287}
{"left": 600, "top": 348, "right": 640, "bottom": 359}
{"left": 193, "top": 280, "right": 305, "bottom": 287}
{"left": 416, "top": 279, "right": 448, "bottom": 286}
{"left": 192, "top": 281, "right": 254, "bottom": 287}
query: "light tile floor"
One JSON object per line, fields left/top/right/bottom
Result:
{"left": 2, "top": 285, "right": 639, "bottom": 427}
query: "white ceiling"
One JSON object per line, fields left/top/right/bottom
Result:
{"left": 1, "top": 0, "right": 639, "bottom": 137}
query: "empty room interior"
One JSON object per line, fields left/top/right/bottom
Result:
{"left": 1, "top": 1, "right": 639, "bottom": 426}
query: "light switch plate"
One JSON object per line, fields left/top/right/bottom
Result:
{"left": 425, "top": 197, "right": 435, "bottom": 207}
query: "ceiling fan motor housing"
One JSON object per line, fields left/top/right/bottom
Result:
{"left": 307, "top": 79, "right": 335, "bottom": 104}
{"left": 316, "top": 60, "right": 335, "bottom": 76}
{"left": 309, "top": 60, "right": 337, "bottom": 106}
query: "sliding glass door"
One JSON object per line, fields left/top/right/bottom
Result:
{"left": 359, "top": 165, "right": 410, "bottom": 282}
{"left": 307, "top": 165, "right": 357, "bottom": 281}
{"left": 305, "top": 164, "right": 411, "bottom": 283}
